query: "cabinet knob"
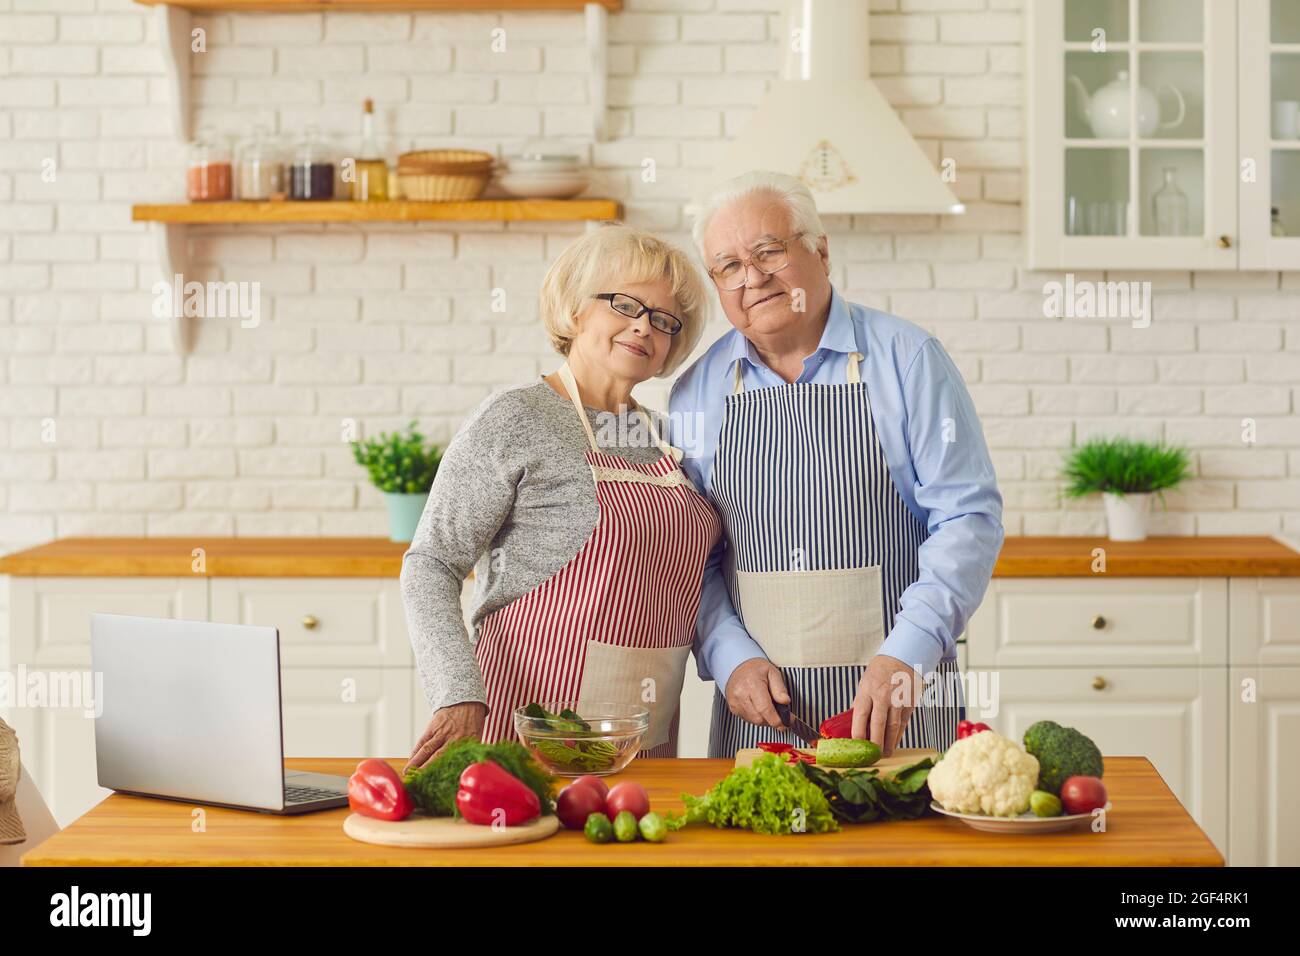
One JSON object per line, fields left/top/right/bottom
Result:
{"left": 1092, "top": 676, "right": 1108, "bottom": 691}
{"left": 302, "top": 615, "right": 319, "bottom": 630}
{"left": 1218, "top": 234, "right": 1232, "bottom": 249}
{"left": 1091, "top": 614, "right": 1106, "bottom": 630}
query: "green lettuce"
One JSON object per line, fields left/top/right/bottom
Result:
{"left": 669, "top": 753, "right": 839, "bottom": 835}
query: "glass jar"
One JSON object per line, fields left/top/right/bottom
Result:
{"left": 187, "top": 128, "right": 232, "bottom": 202}
{"left": 288, "top": 127, "right": 335, "bottom": 201}
{"left": 236, "top": 127, "right": 282, "bottom": 201}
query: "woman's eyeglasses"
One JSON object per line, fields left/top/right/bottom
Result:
{"left": 593, "top": 292, "right": 683, "bottom": 336}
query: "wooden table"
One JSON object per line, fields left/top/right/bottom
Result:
{"left": 22, "top": 756, "right": 1223, "bottom": 867}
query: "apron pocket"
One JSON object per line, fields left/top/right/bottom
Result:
{"left": 577, "top": 641, "right": 691, "bottom": 752}
{"left": 734, "top": 565, "right": 886, "bottom": 668}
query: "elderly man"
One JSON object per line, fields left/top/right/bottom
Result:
{"left": 670, "top": 171, "right": 1004, "bottom": 758}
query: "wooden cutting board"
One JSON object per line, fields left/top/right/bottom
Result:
{"left": 735, "top": 747, "right": 938, "bottom": 778}
{"left": 343, "top": 812, "right": 560, "bottom": 849}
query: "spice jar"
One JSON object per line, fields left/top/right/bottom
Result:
{"left": 187, "top": 128, "right": 232, "bottom": 202}
{"left": 236, "top": 127, "right": 282, "bottom": 201}
{"left": 288, "top": 127, "right": 335, "bottom": 201}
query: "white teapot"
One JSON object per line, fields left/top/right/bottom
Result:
{"left": 1068, "top": 70, "right": 1187, "bottom": 139}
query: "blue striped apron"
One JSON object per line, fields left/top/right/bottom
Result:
{"left": 707, "top": 350, "right": 964, "bottom": 757}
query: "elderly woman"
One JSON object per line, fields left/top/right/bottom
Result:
{"left": 402, "top": 225, "right": 720, "bottom": 769}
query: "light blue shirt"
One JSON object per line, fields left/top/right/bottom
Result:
{"left": 668, "top": 287, "right": 1004, "bottom": 695}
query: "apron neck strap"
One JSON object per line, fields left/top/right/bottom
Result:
{"left": 732, "top": 351, "right": 864, "bottom": 393}
{"left": 556, "top": 363, "right": 675, "bottom": 460}
{"left": 846, "top": 351, "right": 863, "bottom": 384}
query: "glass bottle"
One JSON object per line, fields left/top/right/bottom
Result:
{"left": 351, "top": 98, "right": 389, "bottom": 202}
{"left": 1152, "top": 167, "right": 1189, "bottom": 236}
{"left": 187, "top": 128, "right": 232, "bottom": 202}
{"left": 236, "top": 126, "right": 282, "bottom": 201}
{"left": 289, "top": 126, "right": 334, "bottom": 201}
{"left": 1271, "top": 206, "right": 1286, "bottom": 237}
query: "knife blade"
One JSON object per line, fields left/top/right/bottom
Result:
{"left": 775, "top": 701, "right": 821, "bottom": 745}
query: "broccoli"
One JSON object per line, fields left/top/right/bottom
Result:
{"left": 1022, "top": 720, "right": 1103, "bottom": 795}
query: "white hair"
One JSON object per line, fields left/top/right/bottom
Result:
{"left": 691, "top": 170, "right": 827, "bottom": 263}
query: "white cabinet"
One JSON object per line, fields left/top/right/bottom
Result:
{"left": 987, "top": 666, "right": 1228, "bottom": 855}
{"left": 1, "top": 575, "right": 417, "bottom": 829}
{"left": 1228, "top": 665, "right": 1300, "bottom": 865}
{"left": 969, "top": 573, "right": 1300, "bottom": 865}
{"left": 210, "top": 578, "right": 412, "bottom": 668}
{"left": 3, "top": 577, "right": 208, "bottom": 827}
{"left": 10, "top": 577, "right": 208, "bottom": 669}
{"left": 1028, "top": 0, "right": 1299, "bottom": 270}
{"left": 967, "top": 577, "right": 1227, "bottom": 668}
{"left": 281, "top": 668, "right": 413, "bottom": 760}
{"left": 1229, "top": 578, "right": 1300, "bottom": 666}
{"left": 1239, "top": 0, "right": 1300, "bottom": 268}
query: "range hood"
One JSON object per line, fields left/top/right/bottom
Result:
{"left": 704, "top": 0, "right": 965, "bottom": 216}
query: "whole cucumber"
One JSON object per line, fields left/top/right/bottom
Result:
{"left": 814, "top": 738, "right": 882, "bottom": 768}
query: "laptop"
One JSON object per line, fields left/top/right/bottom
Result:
{"left": 91, "top": 613, "right": 349, "bottom": 814}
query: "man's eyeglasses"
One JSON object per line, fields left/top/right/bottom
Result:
{"left": 707, "top": 233, "right": 805, "bottom": 291}
{"left": 592, "top": 292, "right": 683, "bottom": 336}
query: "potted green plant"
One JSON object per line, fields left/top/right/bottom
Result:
{"left": 1061, "top": 437, "right": 1191, "bottom": 541}
{"left": 352, "top": 422, "right": 443, "bottom": 543}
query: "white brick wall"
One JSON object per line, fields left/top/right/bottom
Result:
{"left": 0, "top": 0, "right": 1298, "bottom": 550}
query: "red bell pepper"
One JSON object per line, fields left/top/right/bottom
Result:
{"left": 956, "top": 719, "right": 992, "bottom": 739}
{"left": 818, "top": 708, "right": 854, "bottom": 739}
{"left": 456, "top": 760, "right": 541, "bottom": 827}
{"left": 347, "top": 758, "right": 414, "bottom": 821}
{"left": 757, "top": 741, "right": 795, "bottom": 754}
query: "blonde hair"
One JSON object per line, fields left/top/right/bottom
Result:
{"left": 539, "top": 224, "right": 711, "bottom": 378}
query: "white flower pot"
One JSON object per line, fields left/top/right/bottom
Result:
{"left": 1103, "top": 492, "right": 1152, "bottom": 541}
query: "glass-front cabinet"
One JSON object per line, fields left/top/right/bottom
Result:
{"left": 1029, "top": 0, "right": 1297, "bottom": 270}
{"left": 1240, "top": 0, "right": 1300, "bottom": 268}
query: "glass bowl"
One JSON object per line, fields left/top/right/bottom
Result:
{"left": 513, "top": 701, "right": 649, "bottom": 777}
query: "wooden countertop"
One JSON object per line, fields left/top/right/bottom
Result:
{"left": 23, "top": 756, "right": 1222, "bottom": 867}
{"left": 0, "top": 537, "right": 408, "bottom": 577}
{"left": 2, "top": 535, "right": 1298, "bottom": 578}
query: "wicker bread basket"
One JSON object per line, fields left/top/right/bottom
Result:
{"left": 397, "top": 149, "right": 494, "bottom": 201}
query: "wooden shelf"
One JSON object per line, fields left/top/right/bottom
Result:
{"left": 135, "top": 1, "right": 621, "bottom": 10}
{"left": 133, "top": 199, "right": 622, "bottom": 224}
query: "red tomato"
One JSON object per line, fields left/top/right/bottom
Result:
{"left": 570, "top": 775, "right": 609, "bottom": 800}
{"left": 556, "top": 782, "right": 607, "bottom": 830}
{"left": 1060, "top": 775, "right": 1108, "bottom": 815}
{"left": 605, "top": 781, "right": 650, "bottom": 821}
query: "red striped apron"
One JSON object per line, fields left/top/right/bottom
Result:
{"left": 474, "top": 364, "right": 722, "bottom": 758}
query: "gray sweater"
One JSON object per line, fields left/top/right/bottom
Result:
{"left": 401, "top": 377, "right": 670, "bottom": 716}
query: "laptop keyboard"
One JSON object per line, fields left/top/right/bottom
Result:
{"left": 284, "top": 784, "right": 346, "bottom": 804}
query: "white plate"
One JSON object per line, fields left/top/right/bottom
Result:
{"left": 496, "top": 172, "right": 588, "bottom": 199}
{"left": 929, "top": 801, "right": 1093, "bottom": 833}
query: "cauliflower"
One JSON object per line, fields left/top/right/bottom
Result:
{"left": 928, "top": 730, "right": 1039, "bottom": 817}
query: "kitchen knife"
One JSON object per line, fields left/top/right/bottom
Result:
{"left": 775, "top": 702, "right": 821, "bottom": 745}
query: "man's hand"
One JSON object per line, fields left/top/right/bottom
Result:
{"left": 725, "top": 657, "right": 790, "bottom": 730}
{"left": 851, "top": 655, "right": 923, "bottom": 756}
{"left": 405, "top": 701, "right": 487, "bottom": 771}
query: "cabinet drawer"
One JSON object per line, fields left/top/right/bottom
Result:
{"left": 8, "top": 577, "right": 209, "bottom": 669}
{"left": 281, "top": 667, "right": 413, "bottom": 759}
{"left": 986, "top": 666, "right": 1228, "bottom": 856}
{"left": 967, "top": 578, "right": 1227, "bottom": 667}
{"left": 210, "top": 578, "right": 411, "bottom": 667}
{"left": 1229, "top": 578, "right": 1300, "bottom": 666}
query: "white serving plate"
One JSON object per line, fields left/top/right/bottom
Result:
{"left": 929, "top": 801, "right": 1094, "bottom": 833}
{"left": 496, "top": 172, "right": 588, "bottom": 199}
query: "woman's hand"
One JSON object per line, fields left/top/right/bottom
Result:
{"left": 405, "top": 701, "right": 488, "bottom": 771}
